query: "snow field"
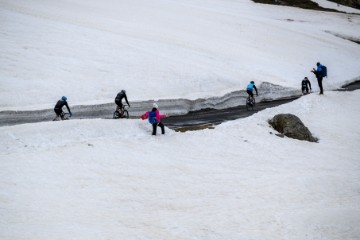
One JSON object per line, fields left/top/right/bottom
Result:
{"left": 1, "top": 90, "right": 360, "bottom": 239}
{"left": 0, "top": 0, "right": 360, "bottom": 110}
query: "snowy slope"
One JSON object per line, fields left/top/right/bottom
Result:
{"left": 1, "top": 1, "right": 360, "bottom": 239}
{"left": 1, "top": 91, "right": 359, "bottom": 240}
{"left": 0, "top": 0, "right": 360, "bottom": 110}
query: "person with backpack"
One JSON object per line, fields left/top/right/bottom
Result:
{"left": 301, "top": 77, "right": 312, "bottom": 95}
{"left": 54, "top": 96, "right": 72, "bottom": 120}
{"left": 311, "top": 62, "right": 327, "bottom": 95}
{"left": 115, "top": 89, "right": 130, "bottom": 112}
{"left": 141, "top": 103, "right": 166, "bottom": 135}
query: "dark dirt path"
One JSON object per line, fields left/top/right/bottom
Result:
{"left": 162, "top": 98, "right": 298, "bottom": 131}
{"left": 0, "top": 81, "right": 358, "bottom": 130}
{"left": 164, "top": 81, "right": 360, "bottom": 131}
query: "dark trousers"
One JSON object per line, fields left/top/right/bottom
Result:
{"left": 115, "top": 102, "right": 123, "bottom": 109}
{"left": 317, "top": 77, "right": 324, "bottom": 94}
{"left": 246, "top": 90, "right": 254, "bottom": 98}
{"left": 54, "top": 108, "right": 63, "bottom": 116}
{"left": 302, "top": 86, "right": 309, "bottom": 94}
{"left": 152, "top": 122, "right": 165, "bottom": 135}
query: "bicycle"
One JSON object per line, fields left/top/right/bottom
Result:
{"left": 302, "top": 88, "right": 311, "bottom": 95}
{"left": 113, "top": 104, "right": 129, "bottom": 119}
{"left": 53, "top": 112, "right": 71, "bottom": 121}
{"left": 246, "top": 95, "right": 256, "bottom": 111}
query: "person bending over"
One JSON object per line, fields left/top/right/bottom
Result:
{"left": 141, "top": 103, "right": 166, "bottom": 135}
{"left": 301, "top": 77, "right": 312, "bottom": 94}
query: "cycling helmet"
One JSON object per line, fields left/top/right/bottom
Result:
{"left": 250, "top": 81, "right": 255, "bottom": 84}
{"left": 61, "top": 96, "right": 67, "bottom": 101}
{"left": 121, "top": 89, "right": 126, "bottom": 93}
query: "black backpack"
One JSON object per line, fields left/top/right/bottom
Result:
{"left": 322, "top": 65, "right": 327, "bottom": 78}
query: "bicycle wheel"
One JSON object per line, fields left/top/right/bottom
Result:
{"left": 63, "top": 113, "right": 70, "bottom": 120}
{"left": 113, "top": 111, "right": 120, "bottom": 119}
{"left": 246, "top": 99, "right": 254, "bottom": 111}
{"left": 246, "top": 103, "right": 252, "bottom": 111}
{"left": 122, "top": 110, "right": 129, "bottom": 119}
{"left": 246, "top": 99, "right": 251, "bottom": 111}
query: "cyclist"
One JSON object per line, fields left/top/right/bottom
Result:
{"left": 246, "top": 81, "right": 258, "bottom": 102}
{"left": 54, "top": 96, "right": 72, "bottom": 120}
{"left": 115, "top": 90, "right": 130, "bottom": 113}
{"left": 301, "top": 77, "right": 312, "bottom": 94}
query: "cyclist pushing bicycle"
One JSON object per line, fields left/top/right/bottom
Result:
{"left": 246, "top": 81, "right": 258, "bottom": 102}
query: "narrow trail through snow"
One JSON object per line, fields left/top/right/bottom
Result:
{"left": 0, "top": 81, "right": 358, "bottom": 130}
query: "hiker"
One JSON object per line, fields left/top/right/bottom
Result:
{"left": 141, "top": 103, "right": 166, "bottom": 135}
{"left": 311, "top": 62, "right": 325, "bottom": 95}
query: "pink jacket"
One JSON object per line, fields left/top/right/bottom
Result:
{"left": 141, "top": 109, "right": 166, "bottom": 123}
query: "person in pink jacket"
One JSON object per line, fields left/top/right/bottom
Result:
{"left": 141, "top": 103, "right": 166, "bottom": 135}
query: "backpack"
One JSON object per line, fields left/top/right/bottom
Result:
{"left": 321, "top": 65, "right": 327, "bottom": 78}
{"left": 148, "top": 111, "right": 157, "bottom": 124}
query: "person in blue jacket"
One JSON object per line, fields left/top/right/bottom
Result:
{"left": 246, "top": 81, "right": 258, "bottom": 102}
{"left": 311, "top": 62, "right": 324, "bottom": 95}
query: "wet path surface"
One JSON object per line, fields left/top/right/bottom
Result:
{"left": 1, "top": 81, "right": 358, "bottom": 130}
{"left": 0, "top": 98, "right": 298, "bottom": 130}
{"left": 162, "top": 98, "right": 298, "bottom": 131}
{"left": 337, "top": 80, "right": 360, "bottom": 91}
{"left": 164, "top": 80, "right": 360, "bottom": 130}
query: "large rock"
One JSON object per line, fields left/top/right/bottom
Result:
{"left": 269, "top": 114, "right": 318, "bottom": 142}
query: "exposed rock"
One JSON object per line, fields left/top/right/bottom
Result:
{"left": 253, "top": 0, "right": 360, "bottom": 11}
{"left": 269, "top": 114, "right": 318, "bottom": 142}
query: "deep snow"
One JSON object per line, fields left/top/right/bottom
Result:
{"left": 1, "top": 0, "right": 360, "bottom": 239}
{"left": 1, "top": 91, "right": 360, "bottom": 240}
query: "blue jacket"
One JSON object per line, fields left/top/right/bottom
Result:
{"left": 247, "top": 83, "right": 255, "bottom": 90}
{"left": 317, "top": 64, "right": 323, "bottom": 72}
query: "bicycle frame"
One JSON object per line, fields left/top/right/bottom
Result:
{"left": 114, "top": 104, "right": 129, "bottom": 119}
{"left": 53, "top": 112, "right": 71, "bottom": 121}
{"left": 246, "top": 95, "right": 255, "bottom": 110}
{"left": 116, "top": 104, "right": 128, "bottom": 113}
